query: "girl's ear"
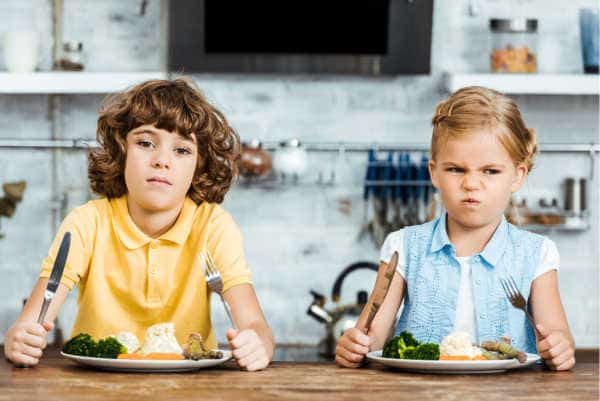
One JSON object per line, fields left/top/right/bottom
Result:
{"left": 510, "top": 163, "right": 528, "bottom": 192}
{"left": 428, "top": 159, "right": 439, "bottom": 189}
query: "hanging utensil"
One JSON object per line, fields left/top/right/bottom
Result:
{"left": 357, "top": 149, "right": 377, "bottom": 241}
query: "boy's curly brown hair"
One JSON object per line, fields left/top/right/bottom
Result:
{"left": 88, "top": 77, "right": 240, "bottom": 204}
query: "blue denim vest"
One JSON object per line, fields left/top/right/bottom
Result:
{"left": 395, "top": 213, "right": 544, "bottom": 353}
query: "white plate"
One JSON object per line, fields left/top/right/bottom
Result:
{"left": 366, "top": 350, "right": 541, "bottom": 374}
{"left": 61, "top": 351, "right": 232, "bottom": 373}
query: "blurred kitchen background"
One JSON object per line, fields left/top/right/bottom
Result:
{"left": 0, "top": 0, "right": 598, "bottom": 359}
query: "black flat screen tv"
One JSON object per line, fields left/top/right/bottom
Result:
{"left": 169, "top": 0, "right": 433, "bottom": 75}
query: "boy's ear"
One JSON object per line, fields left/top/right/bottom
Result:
{"left": 428, "top": 159, "right": 439, "bottom": 189}
{"left": 510, "top": 163, "right": 528, "bottom": 192}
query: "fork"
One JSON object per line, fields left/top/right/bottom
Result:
{"left": 200, "top": 250, "right": 237, "bottom": 330}
{"left": 500, "top": 275, "right": 542, "bottom": 338}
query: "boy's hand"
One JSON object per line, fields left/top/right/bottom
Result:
{"left": 227, "top": 328, "right": 270, "bottom": 371}
{"left": 335, "top": 327, "right": 371, "bottom": 368}
{"left": 4, "top": 320, "right": 54, "bottom": 366}
{"left": 536, "top": 324, "right": 576, "bottom": 371}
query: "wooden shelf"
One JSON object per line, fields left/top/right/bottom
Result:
{"left": 0, "top": 72, "right": 167, "bottom": 94}
{"left": 444, "top": 73, "right": 600, "bottom": 95}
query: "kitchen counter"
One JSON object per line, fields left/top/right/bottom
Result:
{"left": 1, "top": 348, "right": 597, "bottom": 401}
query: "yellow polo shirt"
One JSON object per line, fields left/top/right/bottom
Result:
{"left": 39, "top": 196, "right": 252, "bottom": 349}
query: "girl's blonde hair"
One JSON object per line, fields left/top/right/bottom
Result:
{"left": 431, "top": 86, "right": 537, "bottom": 172}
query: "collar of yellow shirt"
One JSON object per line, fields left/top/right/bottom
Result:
{"left": 111, "top": 195, "right": 198, "bottom": 249}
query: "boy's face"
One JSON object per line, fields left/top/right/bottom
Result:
{"left": 124, "top": 124, "right": 198, "bottom": 212}
{"left": 428, "top": 131, "right": 527, "bottom": 231}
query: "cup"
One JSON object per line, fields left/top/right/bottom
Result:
{"left": 3, "top": 30, "right": 39, "bottom": 73}
{"left": 579, "top": 9, "right": 599, "bottom": 73}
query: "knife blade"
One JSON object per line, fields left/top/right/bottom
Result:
{"left": 37, "top": 231, "right": 71, "bottom": 324}
{"left": 356, "top": 250, "right": 399, "bottom": 334}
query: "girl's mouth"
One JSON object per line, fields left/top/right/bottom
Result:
{"left": 462, "top": 198, "right": 480, "bottom": 206}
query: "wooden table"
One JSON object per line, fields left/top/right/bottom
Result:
{"left": 1, "top": 349, "right": 597, "bottom": 401}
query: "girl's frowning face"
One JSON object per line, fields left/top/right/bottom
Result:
{"left": 124, "top": 124, "right": 198, "bottom": 212}
{"left": 429, "top": 131, "right": 527, "bottom": 231}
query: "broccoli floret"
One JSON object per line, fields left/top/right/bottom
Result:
{"left": 382, "top": 332, "right": 440, "bottom": 360}
{"left": 382, "top": 336, "right": 401, "bottom": 358}
{"left": 95, "top": 337, "right": 127, "bottom": 359}
{"left": 63, "top": 333, "right": 126, "bottom": 359}
{"left": 63, "top": 333, "right": 96, "bottom": 357}
{"left": 407, "top": 343, "right": 440, "bottom": 360}
{"left": 398, "top": 331, "right": 419, "bottom": 347}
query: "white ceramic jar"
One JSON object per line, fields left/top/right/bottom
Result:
{"left": 3, "top": 30, "right": 39, "bottom": 73}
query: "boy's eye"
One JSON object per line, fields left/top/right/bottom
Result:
{"left": 137, "top": 140, "right": 154, "bottom": 148}
{"left": 483, "top": 169, "right": 500, "bottom": 175}
{"left": 175, "top": 147, "right": 192, "bottom": 155}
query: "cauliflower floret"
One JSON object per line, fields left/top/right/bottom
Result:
{"left": 440, "top": 331, "right": 482, "bottom": 358}
{"left": 114, "top": 331, "right": 140, "bottom": 354}
{"left": 138, "top": 322, "right": 183, "bottom": 355}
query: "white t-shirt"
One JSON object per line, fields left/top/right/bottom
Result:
{"left": 380, "top": 229, "right": 559, "bottom": 341}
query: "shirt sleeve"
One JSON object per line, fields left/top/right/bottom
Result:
{"left": 39, "top": 203, "right": 96, "bottom": 289}
{"left": 379, "top": 229, "right": 407, "bottom": 278}
{"left": 533, "top": 238, "right": 560, "bottom": 279}
{"left": 206, "top": 206, "right": 252, "bottom": 293}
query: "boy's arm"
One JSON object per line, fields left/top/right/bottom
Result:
{"left": 5, "top": 278, "right": 70, "bottom": 365}
{"left": 17, "top": 278, "right": 70, "bottom": 326}
{"left": 361, "top": 270, "right": 405, "bottom": 351}
{"left": 223, "top": 283, "right": 275, "bottom": 361}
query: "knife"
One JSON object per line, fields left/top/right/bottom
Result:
{"left": 356, "top": 251, "right": 399, "bottom": 334}
{"left": 16, "top": 232, "right": 71, "bottom": 368}
{"left": 37, "top": 231, "right": 71, "bottom": 325}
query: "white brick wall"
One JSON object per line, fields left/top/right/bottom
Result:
{"left": 0, "top": 0, "right": 597, "bottom": 348}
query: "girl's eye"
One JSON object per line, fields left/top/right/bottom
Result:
{"left": 175, "top": 147, "right": 192, "bottom": 155}
{"left": 446, "top": 167, "right": 464, "bottom": 173}
{"left": 484, "top": 169, "right": 500, "bottom": 175}
{"left": 137, "top": 140, "right": 154, "bottom": 148}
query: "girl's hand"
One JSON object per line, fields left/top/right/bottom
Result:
{"left": 4, "top": 320, "right": 54, "bottom": 366}
{"left": 335, "top": 327, "right": 371, "bottom": 368}
{"left": 227, "top": 328, "right": 270, "bottom": 371}
{"left": 536, "top": 324, "right": 576, "bottom": 371}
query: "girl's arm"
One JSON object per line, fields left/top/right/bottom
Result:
{"left": 362, "top": 270, "right": 406, "bottom": 350}
{"left": 5, "top": 278, "right": 70, "bottom": 364}
{"left": 335, "top": 266, "right": 405, "bottom": 368}
{"left": 529, "top": 270, "right": 576, "bottom": 370}
{"left": 223, "top": 283, "right": 275, "bottom": 370}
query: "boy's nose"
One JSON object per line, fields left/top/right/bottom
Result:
{"left": 152, "top": 154, "right": 171, "bottom": 169}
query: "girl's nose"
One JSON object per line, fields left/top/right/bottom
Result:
{"left": 461, "top": 173, "right": 481, "bottom": 190}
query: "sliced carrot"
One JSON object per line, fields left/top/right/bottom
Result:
{"left": 117, "top": 353, "right": 184, "bottom": 360}
{"left": 439, "top": 355, "right": 487, "bottom": 361}
{"left": 145, "top": 353, "right": 185, "bottom": 360}
{"left": 118, "top": 353, "right": 147, "bottom": 360}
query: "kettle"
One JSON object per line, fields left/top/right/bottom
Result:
{"left": 307, "top": 261, "right": 378, "bottom": 358}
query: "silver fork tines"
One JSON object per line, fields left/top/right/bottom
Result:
{"left": 500, "top": 275, "right": 541, "bottom": 337}
{"left": 199, "top": 250, "right": 237, "bottom": 330}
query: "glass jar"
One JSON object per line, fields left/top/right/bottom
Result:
{"left": 490, "top": 18, "right": 538, "bottom": 73}
{"left": 56, "top": 41, "right": 85, "bottom": 71}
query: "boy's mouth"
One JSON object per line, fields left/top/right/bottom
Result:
{"left": 147, "top": 176, "right": 172, "bottom": 186}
